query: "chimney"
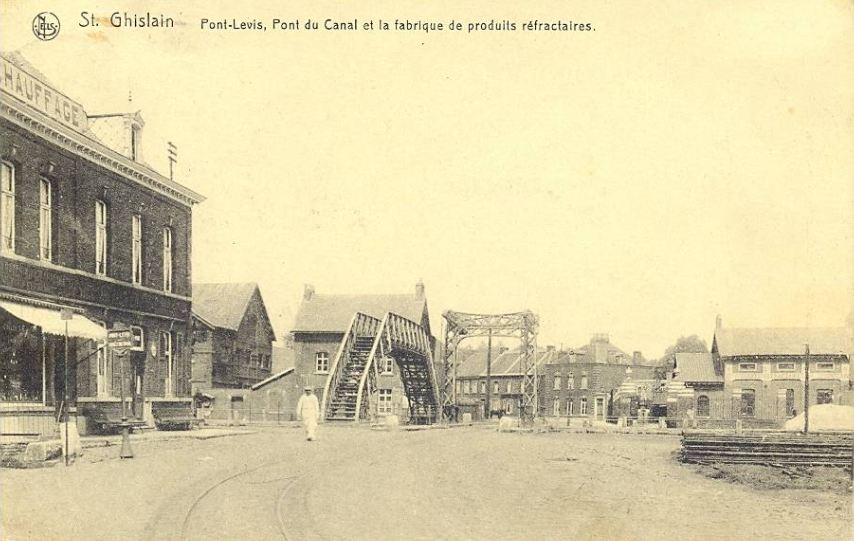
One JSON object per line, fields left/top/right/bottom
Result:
{"left": 716, "top": 314, "right": 722, "bottom": 330}
{"left": 591, "top": 333, "right": 609, "bottom": 344}
{"left": 633, "top": 351, "right": 643, "bottom": 365}
{"left": 415, "top": 280, "right": 425, "bottom": 299}
{"left": 303, "top": 284, "right": 315, "bottom": 301}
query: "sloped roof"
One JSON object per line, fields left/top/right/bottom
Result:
{"left": 292, "top": 293, "right": 427, "bottom": 333}
{"left": 457, "top": 348, "right": 558, "bottom": 378}
{"left": 193, "top": 283, "right": 263, "bottom": 332}
{"left": 673, "top": 352, "right": 722, "bottom": 384}
{"left": 569, "top": 338, "right": 634, "bottom": 364}
{"left": 714, "top": 327, "right": 850, "bottom": 357}
{"left": 250, "top": 367, "right": 295, "bottom": 391}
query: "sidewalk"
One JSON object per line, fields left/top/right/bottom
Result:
{"left": 1, "top": 426, "right": 266, "bottom": 468}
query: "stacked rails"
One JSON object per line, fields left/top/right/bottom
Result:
{"left": 680, "top": 432, "right": 854, "bottom": 467}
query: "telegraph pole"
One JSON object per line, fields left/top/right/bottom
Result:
{"left": 485, "top": 329, "right": 492, "bottom": 420}
{"left": 803, "top": 343, "right": 810, "bottom": 434}
{"left": 167, "top": 142, "right": 177, "bottom": 180}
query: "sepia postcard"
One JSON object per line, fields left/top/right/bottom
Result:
{"left": 0, "top": 1, "right": 852, "bottom": 540}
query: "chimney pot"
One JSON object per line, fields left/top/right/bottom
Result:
{"left": 303, "top": 284, "right": 315, "bottom": 301}
{"left": 415, "top": 280, "right": 425, "bottom": 299}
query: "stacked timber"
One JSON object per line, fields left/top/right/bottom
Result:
{"left": 680, "top": 432, "right": 854, "bottom": 467}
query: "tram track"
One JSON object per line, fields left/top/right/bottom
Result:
{"left": 177, "top": 458, "right": 299, "bottom": 541}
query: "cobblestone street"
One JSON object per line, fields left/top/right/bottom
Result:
{"left": 2, "top": 425, "right": 851, "bottom": 541}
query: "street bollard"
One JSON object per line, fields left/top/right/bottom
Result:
{"left": 119, "top": 417, "right": 134, "bottom": 459}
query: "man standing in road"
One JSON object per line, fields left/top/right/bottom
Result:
{"left": 296, "top": 386, "right": 320, "bottom": 441}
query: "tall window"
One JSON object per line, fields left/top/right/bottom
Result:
{"left": 382, "top": 356, "right": 393, "bottom": 374}
{"left": 580, "top": 374, "right": 588, "bottom": 390}
{"left": 696, "top": 395, "right": 710, "bottom": 417}
{"left": 567, "top": 373, "right": 574, "bottom": 390}
{"left": 493, "top": 381, "right": 499, "bottom": 394}
{"left": 1, "top": 161, "right": 14, "bottom": 252}
{"left": 378, "top": 389, "right": 393, "bottom": 415}
{"left": 740, "top": 389, "right": 755, "bottom": 417}
{"left": 160, "top": 332, "right": 173, "bottom": 398}
{"left": 480, "top": 381, "right": 486, "bottom": 394}
{"left": 315, "top": 351, "right": 329, "bottom": 373}
{"left": 567, "top": 399, "right": 574, "bottom": 416}
{"left": 39, "top": 178, "right": 52, "bottom": 260}
{"left": 553, "top": 397, "right": 561, "bottom": 416}
{"left": 162, "top": 227, "right": 173, "bottom": 292}
{"left": 580, "top": 397, "right": 588, "bottom": 415}
{"left": 785, "top": 389, "right": 795, "bottom": 416}
{"left": 506, "top": 380, "right": 512, "bottom": 393}
{"left": 95, "top": 200, "right": 108, "bottom": 275}
{"left": 553, "top": 376, "right": 561, "bottom": 391}
{"left": 132, "top": 215, "right": 142, "bottom": 284}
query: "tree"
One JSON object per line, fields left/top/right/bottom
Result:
{"left": 657, "top": 335, "right": 709, "bottom": 376}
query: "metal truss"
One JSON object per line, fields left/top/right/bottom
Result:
{"left": 441, "top": 310, "right": 539, "bottom": 423}
{"left": 322, "top": 311, "right": 441, "bottom": 424}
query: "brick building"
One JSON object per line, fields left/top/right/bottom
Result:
{"left": 0, "top": 52, "right": 204, "bottom": 436}
{"left": 662, "top": 320, "right": 853, "bottom": 428}
{"left": 664, "top": 352, "right": 725, "bottom": 426}
{"left": 455, "top": 347, "right": 558, "bottom": 420}
{"left": 539, "top": 335, "right": 656, "bottom": 422}
{"left": 712, "top": 323, "right": 852, "bottom": 425}
{"left": 288, "top": 282, "right": 432, "bottom": 420}
{"left": 190, "top": 283, "right": 276, "bottom": 393}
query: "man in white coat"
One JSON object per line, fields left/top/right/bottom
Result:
{"left": 296, "top": 386, "right": 320, "bottom": 441}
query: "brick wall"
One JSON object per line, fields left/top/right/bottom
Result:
{"left": 1, "top": 121, "right": 192, "bottom": 297}
{"left": 1, "top": 119, "right": 194, "bottom": 405}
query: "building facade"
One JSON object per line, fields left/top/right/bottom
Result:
{"left": 289, "top": 282, "right": 432, "bottom": 420}
{"left": 712, "top": 324, "right": 852, "bottom": 425}
{"left": 190, "top": 283, "right": 276, "bottom": 393}
{"left": 455, "top": 346, "right": 558, "bottom": 420}
{"left": 539, "top": 335, "right": 656, "bottom": 422}
{"left": 662, "top": 321, "right": 853, "bottom": 428}
{"left": 0, "top": 52, "right": 204, "bottom": 436}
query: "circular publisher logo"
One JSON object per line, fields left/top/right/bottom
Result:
{"left": 32, "top": 12, "right": 60, "bottom": 41}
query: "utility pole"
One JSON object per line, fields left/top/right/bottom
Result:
{"left": 64, "top": 319, "right": 69, "bottom": 466}
{"left": 803, "top": 343, "right": 810, "bottom": 434}
{"left": 485, "top": 329, "right": 492, "bottom": 420}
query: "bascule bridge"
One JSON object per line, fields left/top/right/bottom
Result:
{"left": 441, "top": 311, "right": 540, "bottom": 422}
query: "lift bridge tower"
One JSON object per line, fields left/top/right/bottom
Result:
{"left": 441, "top": 310, "right": 539, "bottom": 423}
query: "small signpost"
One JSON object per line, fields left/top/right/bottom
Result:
{"left": 60, "top": 309, "right": 73, "bottom": 466}
{"left": 108, "top": 328, "right": 134, "bottom": 459}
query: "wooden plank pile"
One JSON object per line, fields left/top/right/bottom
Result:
{"left": 680, "top": 432, "right": 854, "bottom": 467}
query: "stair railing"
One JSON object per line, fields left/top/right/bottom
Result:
{"left": 320, "top": 312, "right": 381, "bottom": 419}
{"left": 354, "top": 312, "right": 442, "bottom": 424}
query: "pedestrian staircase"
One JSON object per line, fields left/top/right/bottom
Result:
{"left": 326, "top": 336, "right": 376, "bottom": 421}
{"left": 321, "top": 312, "right": 441, "bottom": 424}
{"left": 321, "top": 313, "right": 382, "bottom": 422}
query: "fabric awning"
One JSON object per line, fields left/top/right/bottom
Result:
{"left": 0, "top": 301, "right": 107, "bottom": 341}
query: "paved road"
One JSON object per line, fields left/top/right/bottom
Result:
{"left": 2, "top": 425, "right": 851, "bottom": 541}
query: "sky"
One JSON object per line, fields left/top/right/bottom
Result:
{"left": 1, "top": 0, "right": 852, "bottom": 359}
